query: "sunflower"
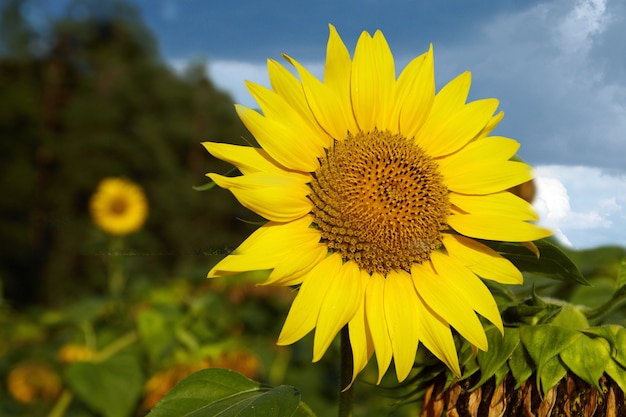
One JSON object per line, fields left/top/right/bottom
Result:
{"left": 7, "top": 362, "right": 62, "bottom": 404}
{"left": 204, "top": 25, "right": 551, "bottom": 383}
{"left": 90, "top": 177, "right": 148, "bottom": 236}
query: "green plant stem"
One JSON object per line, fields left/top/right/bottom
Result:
{"left": 585, "top": 285, "right": 626, "bottom": 320}
{"left": 338, "top": 326, "right": 353, "bottom": 417}
{"left": 298, "top": 400, "right": 317, "bottom": 416}
{"left": 108, "top": 237, "right": 125, "bottom": 297}
{"left": 268, "top": 347, "right": 292, "bottom": 387}
{"left": 94, "top": 331, "right": 138, "bottom": 362}
{"left": 47, "top": 390, "right": 72, "bottom": 417}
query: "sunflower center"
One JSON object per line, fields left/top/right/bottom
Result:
{"left": 309, "top": 129, "right": 450, "bottom": 275}
{"left": 109, "top": 197, "right": 129, "bottom": 216}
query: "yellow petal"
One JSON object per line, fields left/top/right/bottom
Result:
{"left": 246, "top": 81, "right": 330, "bottom": 153}
{"left": 443, "top": 160, "right": 533, "bottom": 195}
{"left": 351, "top": 30, "right": 396, "bottom": 132}
{"left": 285, "top": 55, "right": 357, "bottom": 140}
{"left": 324, "top": 24, "right": 353, "bottom": 123}
{"left": 235, "top": 105, "right": 321, "bottom": 172}
{"left": 443, "top": 234, "right": 523, "bottom": 284}
{"left": 278, "top": 254, "right": 343, "bottom": 345}
{"left": 209, "top": 254, "right": 274, "bottom": 277}
{"left": 416, "top": 98, "right": 500, "bottom": 158}
{"left": 411, "top": 260, "right": 488, "bottom": 350}
{"left": 202, "top": 142, "right": 308, "bottom": 178}
{"left": 365, "top": 272, "right": 393, "bottom": 383}
{"left": 441, "top": 136, "right": 521, "bottom": 165}
{"left": 430, "top": 252, "right": 503, "bottom": 333}
{"left": 235, "top": 215, "right": 315, "bottom": 252}
{"left": 347, "top": 270, "right": 374, "bottom": 386}
{"left": 395, "top": 45, "right": 435, "bottom": 137}
{"left": 478, "top": 110, "right": 504, "bottom": 139}
{"left": 208, "top": 216, "right": 320, "bottom": 277}
{"left": 384, "top": 270, "right": 420, "bottom": 382}
{"left": 448, "top": 213, "right": 553, "bottom": 242}
{"left": 414, "top": 294, "right": 461, "bottom": 377}
{"left": 314, "top": 260, "right": 363, "bottom": 362}
{"left": 524, "top": 241, "right": 540, "bottom": 258}
{"left": 449, "top": 191, "right": 539, "bottom": 221}
{"left": 268, "top": 59, "right": 331, "bottom": 143}
{"left": 264, "top": 244, "right": 328, "bottom": 287}
{"left": 421, "top": 71, "right": 471, "bottom": 130}
{"left": 208, "top": 172, "right": 311, "bottom": 222}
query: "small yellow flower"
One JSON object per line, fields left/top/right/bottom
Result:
{"left": 213, "top": 350, "right": 260, "bottom": 379}
{"left": 142, "top": 361, "right": 208, "bottom": 410}
{"left": 7, "top": 362, "right": 62, "bottom": 403}
{"left": 57, "top": 343, "right": 97, "bottom": 363}
{"left": 90, "top": 177, "right": 148, "bottom": 235}
{"left": 205, "top": 25, "right": 551, "bottom": 383}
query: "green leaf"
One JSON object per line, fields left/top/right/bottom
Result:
{"left": 501, "top": 292, "right": 562, "bottom": 326}
{"left": 559, "top": 334, "right": 610, "bottom": 390}
{"left": 64, "top": 352, "right": 143, "bottom": 417}
{"left": 507, "top": 343, "right": 533, "bottom": 388}
{"left": 493, "top": 362, "right": 510, "bottom": 387}
{"left": 137, "top": 307, "right": 180, "bottom": 363}
{"left": 550, "top": 304, "right": 589, "bottom": 329}
{"left": 146, "top": 368, "right": 316, "bottom": 417}
{"left": 519, "top": 325, "right": 581, "bottom": 371}
{"left": 605, "top": 360, "right": 626, "bottom": 393}
{"left": 616, "top": 257, "right": 626, "bottom": 290}
{"left": 482, "top": 239, "right": 588, "bottom": 285}
{"left": 457, "top": 341, "right": 479, "bottom": 380}
{"left": 581, "top": 325, "right": 618, "bottom": 356}
{"left": 475, "top": 327, "right": 520, "bottom": 387}
{"left": 612, "top": 327, "right": 626, "bottom": 368}
{"left": 538, "top": 355, "right": 567, "bottom": 395}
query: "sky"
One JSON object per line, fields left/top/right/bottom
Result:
{"left": 34, "top": 0, "right": 626, "bottom": 249}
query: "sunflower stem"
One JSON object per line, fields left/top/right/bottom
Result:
{"left": 585, "top": 284, "right": 626, "bottom": 320}
{"left": 47, "top": 389, "right": 72, "bottom": 417}
{"left": 338, "top": 326, "right": 353, "bottom": 417}
{"left": 108, "top": 237, "right": 125, "bottom": 297}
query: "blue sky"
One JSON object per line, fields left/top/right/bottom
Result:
{"left": 37, "top": 0, "right": 626, "bottom": 249}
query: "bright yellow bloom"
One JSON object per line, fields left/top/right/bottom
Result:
{"left": 7, "top": 362, "right": 62, "bottom": 403}
{"left": 142, "top": 362, "right": 207, "bottom": 411}
{"left": 57, "top": 343, "right": 97, "bottom": 363}
{"left": 204, "top": 25, "right": 551, "bottom": 383}
{"left": 90, "top": 177, "right": 148, "bottom": 236}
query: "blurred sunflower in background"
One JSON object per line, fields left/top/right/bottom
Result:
{"left": 89, "top": 177, "right": 148, "bottom": 236}
{"left": 204, "top": 25, "right": 551, "bottom": 384}
{"left": 7, "top": 362, "right": 62, "bottom": 404}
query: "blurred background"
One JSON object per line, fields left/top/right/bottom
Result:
{"left": 0, "top": 0, "right": 257, "bottom": 307}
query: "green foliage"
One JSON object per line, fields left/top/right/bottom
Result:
{"left": 483, "top": 238, "right": 588, "bottom": 285}
{"left": 147, "top": 369, "right": 315, "bottom": 417}
{"left": 64, "top": 352, "right": 143, "bottom": 417}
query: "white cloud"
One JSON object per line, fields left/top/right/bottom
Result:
{"left": 534, "top": 165, "right": 626, "bottom": 248}
{"left": 167, "top": 59, "right": 270, "bottom": 108}
{"left": 207, "top": 60, "right": 270, "bottom": 108}
{"left": 556, "top": 0, "right": 610, "bottom": 54}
